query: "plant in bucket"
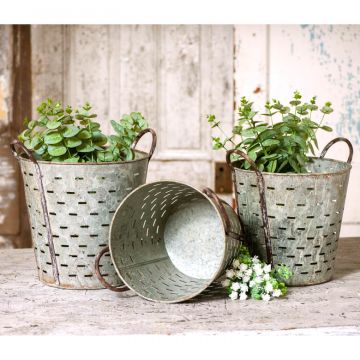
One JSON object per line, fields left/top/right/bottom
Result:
{"left": 11, "top": 99, "right": 156, "bottom": 289}
{"left": 208, "top": 91, "right": 353, "bottom": 287}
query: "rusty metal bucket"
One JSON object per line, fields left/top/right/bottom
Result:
{"left": 95, "top": 181, "right": 243, "bottom": 303}
{"left": 10, "top": 129, "right": 156, "bottom": 289}
{"left": 227, "top": 137, "right": 353, "bottom": 286}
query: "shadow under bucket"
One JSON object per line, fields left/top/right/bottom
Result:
{"left": 96, "top": 181, "right": 243, "bottom": 303}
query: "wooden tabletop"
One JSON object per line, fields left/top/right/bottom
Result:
{"left": 1, "top": 238, "right": 360, "bottom": 335}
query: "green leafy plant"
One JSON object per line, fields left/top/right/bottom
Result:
{"left": 208, "top": 91, "right": 333, "bottom": 173}
{"left": 222, "top": 245, "right": 292, "bottom": 301}
{"left": 18, "top": 99, "right": 148, "bottom": 162}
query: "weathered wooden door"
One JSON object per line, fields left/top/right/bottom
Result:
{"left": 31, "top": 25, "right": 234, "bottom": 186}
{"left": 1, "top": 24, "right": 359, "bottom": 249}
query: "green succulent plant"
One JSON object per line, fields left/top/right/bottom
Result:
{"left": 208, "top": 91, "right": 333, "bottom": 173}
{"left": 18, "top": 99, "right": 148, "bottom": 163}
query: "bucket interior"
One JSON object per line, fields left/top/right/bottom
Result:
{"left": 110, "top": 181, "right": 225, "bottom": 302}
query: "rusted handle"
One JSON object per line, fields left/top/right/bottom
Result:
{"left": 10, "top": 139, "right": 37, "bottom": 162}
{"left": 131, "top": 128, "right": 157, "bottom": 160}
{"left": 226, "top": 149, "right": 273, "bottom": 265}
{"left": 320, "top": 137, "right": 353, "bottom": 164}
{"left": 95, "top": 246, "right": 129, "bottom": 292}
{"left": 202, "top": 187, "right": 240, "bottom": 241}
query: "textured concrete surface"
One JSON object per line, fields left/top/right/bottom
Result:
{"left": 0, "top": 237, "right": 359, "bottom": 335}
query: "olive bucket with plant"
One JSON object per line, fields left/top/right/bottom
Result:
{"left": 18, "top": 99, "right": 149, "bottom": 163}
{"left": 11, "top": 99, "right": 157, "bottom": 290}
{"left": 208, "top": 91, "right": 353, "bottom": 286}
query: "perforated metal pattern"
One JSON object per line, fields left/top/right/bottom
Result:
{"left": 110, "top": 181, "right": 242, "bottom": 303}
{"left": 19, "top": 151, "right": 149, "bottom": 289}
{"left": 233, "top": 158, "right": 351, "bottom": 286}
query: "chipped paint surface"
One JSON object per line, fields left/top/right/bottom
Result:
{"left": 299, "top": 25, "right": 360, "bottom": 146}
{"left": 263, "top": 25, "right": 360, "bottom": 232}
{"left": 0, "top": 26, "right": 20, "bottom": 247}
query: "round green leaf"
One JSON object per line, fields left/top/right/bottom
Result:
{"left": 65, "top": 137, "right": 82, "bottom": 148}
{"left": 63, "top": 125, "right": 81, "bottom": 138}
{"left": 44, "top": 132, "right": 63, "bottom": 145}
{"left": 30, "top": 135, "right": 42, "bottom": 149}
{"left": 77, "top": 129, "right": 91, "bottom": 139}
{"left": 92, "top": 131, "right": 107, "bottom": 146}
{"left": 35, "top": 144, "right": 47, "bottom": 156}
{"left": 97, "top": 151, "right": 114, "bottom": 162}
{"left": 46, "top": 121, "right": 61, "bottom": 130}
{"left": 48, "top": 144, "right": 67, "bottom": 157}
{"left": 76, "top": 143, "right": 94, "bottom": 153}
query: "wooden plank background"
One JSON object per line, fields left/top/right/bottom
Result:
{"left": 0, "top": 24, "right": 359, "bottom": 248}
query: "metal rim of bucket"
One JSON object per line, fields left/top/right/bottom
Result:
{"left": 226, "top": 136, "right": 353, "bottom": 267}
{"left": 95, "top": 181, "right": 241, "bottom": 303}
{"left": 10, "top": 128, "right": 157, "bottom": 288}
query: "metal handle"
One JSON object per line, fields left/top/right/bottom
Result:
{"left": 131, "top": 128, "right": 157, "bottom": 160}
{"left": 95, "top": 246, "right": 129, "bottom": 292}
{"left": 320, "top": 137, "right": 353, "bottom": 164}
{"left": 226, "top": 149, "right": 273, "bottom": 265}
{"left": 202, "top": 187, "right": 240, "bottom": 240}
{"left": 10, "top": 139, "right": 61, "bottom": 285}
{"left": 10, "top": 139, "right": 37, "bottom": 162}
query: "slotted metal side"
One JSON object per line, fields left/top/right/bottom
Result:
{"left": 18, "top": 152, "right": 149, "bottom": 289}
{"left": 104, "top": 181, "right": 243, "bottom": 303}
{"left": 11, "top": 128, "right": 157, "bottom": 289}
{"left": 227, "top": 138, "right": 353, "bottom": 286}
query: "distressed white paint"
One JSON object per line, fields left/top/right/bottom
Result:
{"left": 31, "top": 25, "right": 234, "bottom": 191}
{"left": 234, "top": 25, "right": 360, "bottom": 236}
{"left": 0, "top": 238, "right": 359, "bottom": 335}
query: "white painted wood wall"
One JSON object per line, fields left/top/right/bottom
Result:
{"left": 235, "top": 25, "right": 360, "bottom": 236}
{"left": 0, "top": 24, "right": 357, "bottom": 247}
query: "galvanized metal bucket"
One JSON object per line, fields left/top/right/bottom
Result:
{"left": 10, "top": 128, "right": 156, "bottom": 289}
{"left": 95, "top": 181, "right": 243, "bottom": 303}
{"left": 226, "top": 137, "right": 353, "bottom": 286}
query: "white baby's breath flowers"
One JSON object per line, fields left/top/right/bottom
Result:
{"left": 221, "top": 279, "right": 231, "bottom": 288}
{"left": 245, "top": 268, "right": 253, "bottom": 276}
{"left": 222, "top": 246, "right": 290, "bottom": 302}
{"left": 226, "top": 269, "right": 235, "bottom": 279}
{"left": 239, "top": 292, "right": 247, "bottom": 301}
{"left": 240, "top": 263, "right": 248, "bottom": 271}
{"left": 253, "top": 263, "right": 263, "bottom": 276}
{"left": 231, "top": 282, "right": 241, "bottom": 291}
{"left": 263, "top": 264, "right": 271, "bottom": 273}
{"left": 240, "top": 284, "right": 248, "bottom": 292}
{"left": 265, "top": 282, "right": 273, "bottom": 293}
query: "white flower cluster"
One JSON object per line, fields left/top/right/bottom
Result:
{"left": 222, "top": 256, "right": 283, "bottom": 302}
